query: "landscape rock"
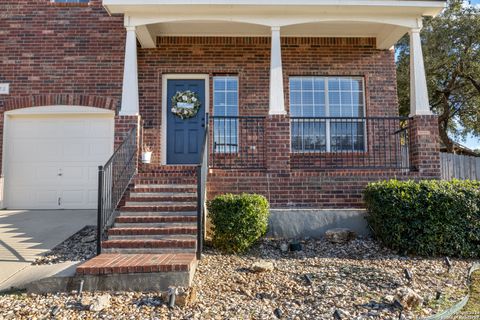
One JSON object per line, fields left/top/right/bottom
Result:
{"left": 251, "top": 260, "right": 274, "bottom": 273}
{"left": 89, "top": 293, "right": 111, "bottom": 312}
{"left": 325, "top": 228, "right": 357, "bottom": 244}
{"left": 395, "top": 287, "right": 424, "bottom": 310}
{"left": 0, "top": 238, "right": 471, "bottom": 319}
{"left": 175, "top": 287, "right": 197, "bottom": 307}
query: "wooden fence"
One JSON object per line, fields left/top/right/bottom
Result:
{"left": 440, "top": 153, "right": 480, "bottom": 180}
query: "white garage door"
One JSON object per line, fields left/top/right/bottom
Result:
{"left": 4, "top": 112, "right": 114, "bottom": 209}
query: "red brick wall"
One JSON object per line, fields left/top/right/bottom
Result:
{"left": 0, "top": 0, "right": 125, "bottom": 174}
{"left": 0, "top": 0, "right": 124, "bottom": 109}
{"left": 138, "top": 36, "right": 399, "bottom": 167}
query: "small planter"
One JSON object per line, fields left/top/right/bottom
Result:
{"left": 141, "top": 151, "right": 152, "bottom": 164}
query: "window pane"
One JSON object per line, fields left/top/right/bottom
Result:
{"left": 328, "top": 78, "right": 340, "bottom": 90}
{"left": 290, "top": 91, "right": 302, "bottom": 105}
{"left": 214, "top": 78, "right": 225, "bottom": 91}
{"left": 226, "top": 78, "right": 237, "bottom": 90}
{"left": 213, "top": 76, "right": 239, "bottom": 153}
{"left": 302, "top": 78, "right": 314, "bottom": 91}
{"left": 302, "top": 91, "right": 314, "bottom": 105}
{"left": 340, "top": 78, "right": 351, "bottom": 91}
{"left": 314, "top": 78, "right": 325, "bottom": 91}
{"left": 290, "top": 78, "right": 302, "bottom": 90}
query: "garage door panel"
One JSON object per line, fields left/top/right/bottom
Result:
{"left": 89, "top": 119, "right": 114, "bottom": 138}
{"left": 5, "top": 114, "right": 114, "bottom": 209}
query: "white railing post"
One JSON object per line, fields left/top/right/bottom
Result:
{"left": 269, "top": 26, "right": 286, "bottom": 115}
{"left": 120, "top": 25, "right": 139, "bottom": 116}
{"left": 409, "top": 28, "right": 431, "bottom": 117}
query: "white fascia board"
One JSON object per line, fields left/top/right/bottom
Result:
{"left": 104, "top": 1, "right": 446, "bottom": 16}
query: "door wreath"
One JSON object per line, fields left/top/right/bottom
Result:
{"left": 171, "top": 90, "right": 201, "bottom": 119}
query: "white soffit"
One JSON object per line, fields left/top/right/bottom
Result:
{"left": 105, "top": 0, "right": 446, "bottom": 49}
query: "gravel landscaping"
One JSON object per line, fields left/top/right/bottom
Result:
{"left": 32, "top": 226, "right": 96, "bottom": 265}
{"left": 1, "top": 237, "right": 476, "bottom": 319}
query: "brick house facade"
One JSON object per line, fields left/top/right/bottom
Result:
{"left": 0, "top": 0, "right": 443, "bottom": 210}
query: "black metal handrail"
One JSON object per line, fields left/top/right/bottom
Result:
{"left": 97, "top": 126, "right": 138, "bottom": 255}
{"left": 290, "top": 116, "right": 410, "bottom": 169}
{"left": 211, "top": 115, "right": 266, "bottom": 169}
{"left": 196, "top": 113, "right": 209, "bottom": 260}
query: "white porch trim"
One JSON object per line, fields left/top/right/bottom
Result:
{"left": 120, "top": 25, "right": 140, "bottom": 116}
{"left": 104, "top": 1, "right": 445, "bottom": 49}
{"left": 269, "top": 27, "right": 286, "bottom": 115}
{"left": 161, "top": 74, "right": 210, "bottom": 165}
{"left": 409, "top": 27, "right": 432, "bottom": 116}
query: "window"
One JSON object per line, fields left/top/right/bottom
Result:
{"left": 213, "top": 76, "right": 239, "bottom": 153}
{"left": 290, "top": 76, "right": 366, "bottom": 152}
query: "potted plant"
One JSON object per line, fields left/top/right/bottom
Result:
{"left": 141, "top": 145, "right": 152, "bottom": 164}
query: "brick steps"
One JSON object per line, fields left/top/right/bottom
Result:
{"left": 133, "top": 185, "right": 197, "bottom": 193}
{"left": 118, "top": 210, "right": 197, "bottom": 217}
{"left": 108, "top": 227, "right": 197, "bottom": 236}
{"left": 76, "top": 253, "right": 196, "bottom": 275}
{"left": 102, "top": 239, "right": 196, "bottom": 254}
{"left": 77, "top": 171, "right": 200, "bottom": 281}
{"left": 120, "top": 205, "right": 197, "bottom": 212}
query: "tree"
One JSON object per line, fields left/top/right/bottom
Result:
{"left": 396, "top": 0, "right": 480, "bottom": 152}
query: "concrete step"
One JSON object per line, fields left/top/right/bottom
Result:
{"left": 108, "top": 227, "right": 197, "bottom": 236}
{"left": 76, "top": 253, "right": 197, "bottom": 276}
{"left": 118, "top": 211, "right": 197, "bottom": 217}
{"left": 120, "top": 204, "right": 197, "bottom": 212}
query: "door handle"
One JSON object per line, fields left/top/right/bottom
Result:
{"left": 58, "top": 169, "right": 63, "bottom": 177}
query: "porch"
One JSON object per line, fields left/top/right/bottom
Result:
{"left": 71, "top": 0, "right": 444, "bottom": 289}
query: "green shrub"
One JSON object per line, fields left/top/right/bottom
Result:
{"left": 207, "top": 193, "right": 270, "bottom": 253}
{"left": 364, "top": 179, "right": 480, "bottom": 258}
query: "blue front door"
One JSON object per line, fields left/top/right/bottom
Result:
{"left": 167, "top": 79, "right": 206, "bottom": 164}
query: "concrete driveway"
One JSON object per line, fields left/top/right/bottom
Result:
{"left": 0, "top": 210, "right": 95, "bottom": 290}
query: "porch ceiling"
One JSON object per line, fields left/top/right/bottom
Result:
{"left": 104, "top": 0, "right": 445, "bottom": 49}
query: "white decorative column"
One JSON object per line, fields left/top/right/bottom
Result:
{"left": 120, "top": 26, "right": 139, "bottom": 116}
{"left": 409, "top": 28, "right": 431, "bottom": 116}
{"left": 269, "top": 26, "right": 286, "bottom": 115}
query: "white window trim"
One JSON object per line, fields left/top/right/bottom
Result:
{"left": 213, "top": 76, "right": 239, "bottom": 154}
{"left": 289, "top": 76, "right": 367, "bottom": 153}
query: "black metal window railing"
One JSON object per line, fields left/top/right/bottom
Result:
{"left": 97, "top": 127, "right": 138, "bottom": 255}
{"left": 290, "top": 116, "right": 410, "bottom": 169}
{"left": 211, "top": 116, "right": 266, "bottom": 169}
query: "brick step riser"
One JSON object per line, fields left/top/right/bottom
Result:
{"left": 108, "top": 234, "right": 197, "bottom": 240}
{"left": 101, "top": 248, "right": 196, "bottom": 254}
{"left": 108, "top": 229, "right": 197, "bottom": 236}
{"left": 118, "top": 211, "right": 197, "bottom": 217}
{"left": 125, "top": 201, "right": 196, "bottom": 206}
{"left": 133, "top": 188, "right": 197, "bottom": 193}
{"left": 129, "top": 191, "right": 197, "bottom": 197}
{"left": 138, "top": 166, "right": 197, "bottom": 173}
{"left": 102, "top": 240, "right": 196, "bottom": 249}
{"left": 120, "top": 206, "right": 197, "bottom": 212}
{"left": 127, "top": 196, "right": 197, "bottom": 202}
{"left": 115, "top": 216, "right": 197, "bottom": 223}
{"left": 134, "top": 178, "right": 197, "bottom": 184}
{"left": 114, "top": 222, "right": 197, "bottom": 228}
